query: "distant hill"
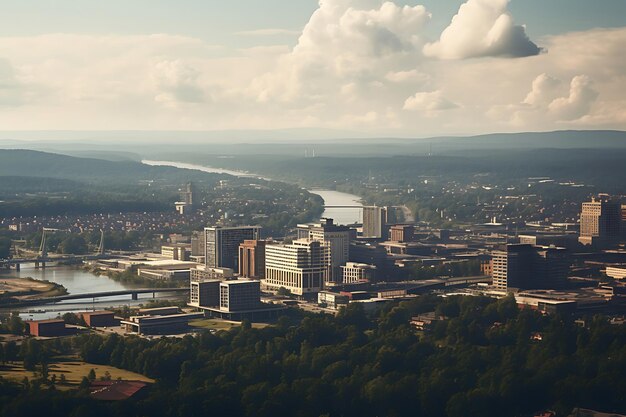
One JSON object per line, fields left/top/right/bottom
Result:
{"left": 0, "top": 149, "right": 223, "bottom": 184}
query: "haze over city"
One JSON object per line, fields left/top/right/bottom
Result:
{"left": 1, "top": 2, "right": 626, "bottom": 417}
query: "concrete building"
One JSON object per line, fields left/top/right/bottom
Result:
{"left": 263, "top": 239, "right": 329, "bottom": 296}
{"left": 190, "top": 265, "right": 234, "bottom": 282}
{"left": 26, "top": 319, "right": 70, "bottom": 337}
{"left": 190, "top": 280, "right": 220, "bottom": 307}
{"left": 190, "top": 278, "right": 283, "bottom": 320}
{"left": 518, "top": 233, "right": 578, "bottom": 250}
{"left": 297, "top": 218, "right": 351, "bottom": 284}
{"left": 121, "top": 312, "right": 204, "bottom": 335}
{"left": 341, "top": 262, "right": 377, "bottom": 283}
{"left": 362, "top": 206, "right": 388, "bottom": 239}
{"left": 191, "top": 231, "right": 205, "bottom": 257}
{"left": 219, "top": 280, "right": 261, "bottom": 312}
{"left": 492, "top": 244, "right": 569, "bottom": 291}
{"left": 174, "top": 202, "right": 191, "bottom": 215}
{"left": 190, "top": 278, "right": 260, "bottom": 311}
{"left": 390, "top": 224, "right": 415, "bottom": 242}
{"left": 579, "top": 197, "right": 621, "bottom": 246}
{"left": 81, "top": 311, "right": 117, "bottom": 327}
{"left": 161, "top": 244, "right": 190, "bottom": 261}
{"left": 318, "top": 291, "right": 349, "bottom": 309}
{"left": 238, "top": 239, "right": 268, "bottom": 279}
{"left": 204, "top": 226, "right": 261, "bottom": 270}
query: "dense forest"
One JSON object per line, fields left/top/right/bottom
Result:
{"left": 1, "top": 296, "right": 626, "bottom": 417}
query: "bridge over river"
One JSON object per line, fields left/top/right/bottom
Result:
{"left": 0, "top": 288, "right": 189, "bottom": 308}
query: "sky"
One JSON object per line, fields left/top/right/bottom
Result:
{"left": 0, "top": 0, "right": 625, "bottom": 137}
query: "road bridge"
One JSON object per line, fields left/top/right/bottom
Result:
{"left": 0, "top": 288, "right": 189, "bottom": 308}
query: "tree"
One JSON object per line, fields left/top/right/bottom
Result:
{"left": 57, "top": 235, "right": 88, "bottom": 255}
{"left": 87, "top": 368, "right": 96, "bottom": 381}
{"left": 7, "top": 313, "right": 25, "bottom": 335}
{"left": 0, "top": 237, "right": 11, "bottom": 259}
{"left": 277, "top": 287, "right": 292, "bottom": 297}
{"left": 79, "top": 376, "right": 90, "bottom": 389}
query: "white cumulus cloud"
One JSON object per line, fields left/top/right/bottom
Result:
{"left": 403, "top": 90, "right": 458, "bottom": 112}
{"left": 549, "top": 75, "right": 598, "bottom": 121}
{"left": 523, "top": 73, "right": 561, "bottom": 105}
{"left": 424, "top": 0, "right": 541, "bottom": 59}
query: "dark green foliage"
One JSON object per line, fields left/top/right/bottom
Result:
{"left": 2, "top": 297, "right": 626, "bottom": 417}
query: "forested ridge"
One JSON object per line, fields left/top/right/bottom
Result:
{"left": 1, "top": 296, "right": 626, "bottom": 417}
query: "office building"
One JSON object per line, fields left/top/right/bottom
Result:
{"left": 579, "top": 197, "right": 621, "bottom": 246}
{"left": 180, "top": 182, "right": 194, "bottom": 206}
{"left": 219, "top": 280, "right": 261, "bottom": 312}
{"left": 264, "top": 239, "right": 329, "bottom": 296}
{"left": 204, "top": 226, "right": 261, "bottom": 270}
{"left": 491, "top": 244, "right": 569, "bottom": 291}
{"left": 190, "top": 277, "right": 260, "bottom": 312}
{"left": 297, "top": 218, "right": 350, "bottom": 283}
{"left": 238, "top": 239, "right": 269, "bottom": 279}
{"left": 190, "top": 279, "right": 220, "bottom": 307}
{"left": 362, "top": 206, "right": 388, "bottom": 239}
{"left": 341, "top": 262, "right": 377, "bottom": 283}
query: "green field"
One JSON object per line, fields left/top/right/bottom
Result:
{"left": 0, "top": 355, "right": 153, "bottom": 390}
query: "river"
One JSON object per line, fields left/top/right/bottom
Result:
{"left": 1, "top": 264, "right": 182, "bottom": 320}
{"left": 142, "top": 159, "right": 364, "bottom": 224}
{"left": 2, "top": 160, "right": 363, "bottom": 320}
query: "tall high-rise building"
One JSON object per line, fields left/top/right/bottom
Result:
{"left": 263, "top": 239, "right": 329, "bottom": 296}
{"left": 204, "top": 226, "right": 261, "bottom": 270}
{"left": 238, "top": 239, "right": 269, "bottom": 279}
{"left": 362, "top": 206, "right": 388, "bottom": 239}
{"left": 297, "top": 218, "right": 351, "bottom": 284}
{"left": 492, "top": 244, "right": 569, "bottom": 291}
{"left": 579, "top": 197, "right": 621, "bottom": 246}
{"left": 181, "top": 182, "right": 194, "bottom": 206}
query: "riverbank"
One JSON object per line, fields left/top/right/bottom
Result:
{"left": 0, "top": 277, "right": 67, "bottom": 303}
{"left": 84, "top": 265, "right": 187, "bottom": 289}
{"left": 142, "top": 160, "right": 365, "bottom": 225}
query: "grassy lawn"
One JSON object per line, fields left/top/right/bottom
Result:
{"left": 0, "top": 355, "right": 153, "bottom": 390}
{"left": 189, "top": 319, "right": 269, "bottom": 331}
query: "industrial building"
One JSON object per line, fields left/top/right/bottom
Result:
{"left": 120, "top": 312, "right": 204, "bottom": 335}
{"left": 81, "top": 311, "right": 117, "bottom": 327}
{"left": 26, "top": 319, "right": 72, "bottom": 337}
